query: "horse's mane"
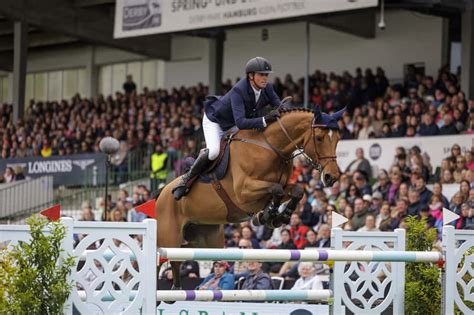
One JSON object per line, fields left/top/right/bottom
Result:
{"left": 278, "top": 106, "right": 315, "bottom": 115}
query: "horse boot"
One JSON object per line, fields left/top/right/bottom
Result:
{"left": 172, "top": 149, "right": 211, "bottom": 200}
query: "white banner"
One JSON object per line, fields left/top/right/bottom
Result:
{"left": 336, "top": 134, "right": 473, "bottom": 175}
{"left": 114, "top": 0, "right": 378, "bottom": 38}
{"left": 157, "top": 301, "right": 330, "bottom": 314}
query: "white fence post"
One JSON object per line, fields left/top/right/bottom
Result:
{"left": 143, "top": 218, "right": 157, "bottom": 315}
{"left": 60, "top": 217, "right": 74, "bottom": 315}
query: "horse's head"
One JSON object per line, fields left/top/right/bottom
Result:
{"left": 306, "top": 106, "right": 345, "bottom": 187}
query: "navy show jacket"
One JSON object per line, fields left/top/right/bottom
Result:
{"left": 204, "top": 77, "right": 280, "bottom": 131}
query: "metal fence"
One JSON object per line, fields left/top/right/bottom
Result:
{"left": 0, "top": 176, "right": 54, "bottom": 220}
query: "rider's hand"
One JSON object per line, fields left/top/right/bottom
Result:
{"left": 264, "top": 109, "right": 280, "bottom": 124}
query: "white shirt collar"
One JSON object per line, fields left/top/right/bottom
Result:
{"left": 251, "top": 84, "right": 261, "bottom": 102}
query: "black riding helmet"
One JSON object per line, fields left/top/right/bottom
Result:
{"left": 245, "top": 57, "right": 273, "bottom": 74}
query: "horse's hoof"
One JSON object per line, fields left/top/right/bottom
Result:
{"left": 267, "top": 218, "right": 283, "bottom": 229}
{"left": 251, "top": 212, "right": 264, "bottom": 226}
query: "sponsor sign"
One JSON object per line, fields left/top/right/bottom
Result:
{"left": 158, "top": 301, "right": 330, "bottom": 315}
{"left": 0, "top": 153, "right": 107, "bottom": 187}
{"left": 114, "top": 0, "right": 377, "bottom": 38}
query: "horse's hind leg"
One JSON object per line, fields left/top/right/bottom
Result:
{"left": 156, "top": 194, "right": 186, "bottom": 303}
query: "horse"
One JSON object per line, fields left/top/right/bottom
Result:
{"left": 155, "top": 105, "right": 345, "bottom": 291}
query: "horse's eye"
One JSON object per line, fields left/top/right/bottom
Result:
{"left": 315, "top": 136, "right": 323, "bottom": 142}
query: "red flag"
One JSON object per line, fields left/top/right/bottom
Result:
{"left": 40, "top": 204, "right": 61, "bottom": 221}
{"left": 135, "top": 200, "right": 156, "bottom": 218}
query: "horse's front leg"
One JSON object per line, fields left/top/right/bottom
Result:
{"left": 251, "top": 184, "right": 284, "bottom": 228}
{"left": 274, "top": 184, "right": 304, "bottom": 226}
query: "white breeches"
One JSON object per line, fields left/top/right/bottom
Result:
{"left": 203, "top": 113, "right": 226, "bottom": 160}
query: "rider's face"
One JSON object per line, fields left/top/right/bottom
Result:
{"left": 250, "top": 72, "right": 269, "bottom": 89}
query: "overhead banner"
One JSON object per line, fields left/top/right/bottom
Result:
{"left": 0, "top": 153, "right": 107, "bottom": 187}
{"left": 336, "top": 134, "right": 473, "bottom": 174}
{"left": 114, "top": 0, "right": 378, "bottom": 38}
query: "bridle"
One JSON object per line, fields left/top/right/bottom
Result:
{"left": 274, "top": 117, "right": 337, "bottom": 173}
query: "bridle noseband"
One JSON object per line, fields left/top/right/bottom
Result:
{"left": 275, "top": 117, "right": 337, "bottom": 173}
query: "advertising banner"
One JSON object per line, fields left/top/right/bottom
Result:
{"left": 114, "top": 0, "right": 377, "bottom": 38}
{"left": 0, "top": 153, "right": 107, "bottom": 187}
{"left": 336, "top": 134, "right": 473, "bottom": 174}
{"left": 157, "top": 301, "right": 330, "bottom": 314}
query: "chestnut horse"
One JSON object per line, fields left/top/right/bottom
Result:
{"left": 155, "top": 106, "right": 344, "bottom": 290}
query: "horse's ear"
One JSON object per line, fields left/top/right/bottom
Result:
{"left": 314, "top": 105, "right": 322, "bottom": 120}
{"left": 332, "top": 107, "right": 346, "bottom": 121}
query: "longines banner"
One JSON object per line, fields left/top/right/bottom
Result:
{"left": 0, "top": 153, "right": 107, "bottom": 187}
{"left": 114, "top": 0, "right": 377, "bottom": 38}
{"left": 336, "top": 134, "right": 473, "bottom": 174}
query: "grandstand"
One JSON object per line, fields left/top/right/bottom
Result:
{"left": 0, "top": 0, "right": 473, "bottom": 313}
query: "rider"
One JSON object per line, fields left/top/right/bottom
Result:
{"left": 172, "top": 56, "right": 282, "bottom": 200}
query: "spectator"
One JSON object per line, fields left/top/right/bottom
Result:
{"left": 463, "top": 207, "right": 474, "bottom": 230}
{"left": 341, "top": 204, "right": 355, "bottom": 231}
{"left": 415, "top": 176, "right": 433, "bottom": 205}
{"left": 267, "top": 229, "right": 296, "bottom": 274}
{"left": 428, "top": 195, "right": 443, "bottom": 222}
{"left": 289, "top": 213, "right": 309, "bottom": 249}
{"left": 432, "top": 182, "right": 449, "bottom": 208}
{"left": 231, "top": 239, "right": 253, "bottom": 274}
{"left": 387, "top": 167, "right": 402, "bottom": 205}
{"left": 314, "top": 224, "right": 331, "bottom": 247}
{"left": 345, "top": 183, "right": 361, "bottom": 205}
{"left": 197, "top": 261, "right": 234, "bottom": 290}
{"left": 180, "top": 260, "right": 200, "bottom": 278}
{"left": 2, "top": 167, "right": 15, "bottom": 183}
{"left": 239, "top": 261, "right": 273, "bottom": 290}
{"left": 376, "top": 203, "right": 391, "bottom": 230}
{"left": 358, "top": 214, "right": 379, "bottom": 232}
{"left": 291, "top": 262, "right": 323, "bottom": 290}
{"left": 418, "top": 113, "right": 439, "bottom": 136}
{"left": 303, "top": 229, "right": 318, "bottom": 248}
{"left": 351, "top": 198, "right": 369, "bottom": 231}
{"left": 111, "top": 209, "right": 126, "bottom": 222}
{"left": 372, "top": 170, "right": 390, "bottom": 199}
{"left": 241, "top": 226, "right": 260, "bottom": 249}
{"left": 79, "top": 202, "right": 95, "bottom": 221}
{"left": 439, "top": 114, "right": 459, "bottom": 135}
{"left": 300, "top": 192, "right": 319, "bottom": 228}
{"left": 150, "top": 144, "right": 168, "bottom": 192}
{"left": 418, "top": 206, "right": 436, "bottom": 229}
{"left": 226, "top": 229, "right": 241, "bottom": 248}
{"left": 123, "top": 74, "right": 137, "bottom": 95}
{"left": 353, "top": 171, "right": 372, "bottom": 196}
{"left": 345, "top": 148, "right": 372, "bottom": 179}
{"left": 407, "top": 188, "right": 425, "bottom": 216}
{"left": 369, "top": 191, "right": 384, "bottom": 213}
{"left": 389, "top": 199, "right": 409, "bottom": 230}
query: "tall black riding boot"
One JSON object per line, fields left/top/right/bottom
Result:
{"left": 172, "top": 149, "right": 211, "bottom": 200}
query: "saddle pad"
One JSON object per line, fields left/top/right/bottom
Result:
{"left": 183, "top": 142, "right": 231, "bottom": 184}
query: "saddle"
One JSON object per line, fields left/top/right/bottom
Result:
{"left": 184, "top": 133, "right": 248, "bottom": 222}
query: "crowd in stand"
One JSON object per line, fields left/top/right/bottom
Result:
{"left": 0, "top": 65, "right": 473, "bottom": 163}
{"left": 2, "top": 64, "right": 474, "bottom": 288}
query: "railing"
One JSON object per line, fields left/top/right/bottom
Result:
{"left": 0, "top": 176, "right": 53, "bottom": 220}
